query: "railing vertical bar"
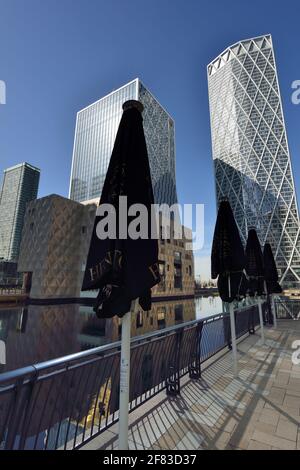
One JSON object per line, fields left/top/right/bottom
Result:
{"left": 63, "top": 361, "right": 88, "bottom": 450}
{"left": 44, "top": 373, "right": 65, "bottom": 450}
{"left": 103, "top": 355, "right": 120, "bottom": 431}
{"left": 89, "top": 355, "right": 111, "bottom": 440}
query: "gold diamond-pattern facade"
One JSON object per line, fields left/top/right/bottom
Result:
{"left": 18, "top": 195, "right": 96, "bottom": 298}
{"left": 208, "top": 34, "right": 300, "bottom": 288}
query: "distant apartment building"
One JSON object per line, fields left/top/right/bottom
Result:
{"left": 0, "top": 162, "right": 40, "bottom": 262}
{"left": 69, "top": 78, "right": 178, "bottom": 207}
{"left": 0, "top": 261, "right": 20, "bottom": 286}
{"left": 208, "top": 35, "right": 300, "bottom": 288}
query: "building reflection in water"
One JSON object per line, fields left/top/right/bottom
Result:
{"left": 195, "top": 295, "right": 223, "bottom": 320}
{"left": 0, "top": 299, "right": 196, "bottom": 373}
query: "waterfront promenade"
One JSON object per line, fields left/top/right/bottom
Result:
{"left": 82, "top": 320, "right": 300, "bottom": 450}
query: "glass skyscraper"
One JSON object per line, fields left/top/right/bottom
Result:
{"left": 0, "top": 162, "right": 40, "bottom": 261}
{"left": 69, "top": 78, "right": 178, "bottom": 206}
{"left": 208, "top": 34, "right": 300, "bottom": 288}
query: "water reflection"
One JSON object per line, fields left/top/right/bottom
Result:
{"left": 195, "top": 295, "right": 223, "bottom": 319}
{"left": 0, "top": 296, "right": 222, "bottom": 373}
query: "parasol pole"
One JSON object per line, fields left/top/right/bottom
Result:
{"left": 264, "top": 280, "right": 277, "bottom": 329}
{"left": 118, "top": 298, "right": 137, "bottom": 450}
{"left": 271, "top": 294, "right": 277, "bottom": 328}
{"left": 0, "top": 340, "right": 5, "bottom": 365}
{"left": 228, "top": 275, "right": 238, "bottom": 377}
{"left": 257, "top": 295, "right": 265, "bottom": 344}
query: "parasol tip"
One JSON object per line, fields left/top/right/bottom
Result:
{"left": 122, "top": 100, "right": 144, "bottom": 113}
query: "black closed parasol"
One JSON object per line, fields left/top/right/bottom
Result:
{"left": 245, "top": 228, "right": 266, "bottom": 342}
{"left": 245, "top": 229, "right": 265, "bottom": 297}
{"left": 263, "top": 243, "right": 282, "bottom": 295}
{"left": 211, "top": 199, "right": 247, "bottom": 375}
{"left": 211, "top": 200, "right": 247, "bottom": 302}
{"left": 81, "top": 100, "right": 160, "bottom": 450}
{"left": 82, "top": 100, "right": 160, "bottom": 318}
{"left": 263, "top": 243, "right": 282, "bottom": 327}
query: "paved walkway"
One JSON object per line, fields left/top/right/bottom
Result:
{"left": 82, "top": 321, "right": 300, "bottom": 450}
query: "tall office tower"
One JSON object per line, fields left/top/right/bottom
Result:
{"left": 0, "top": 162, "right": 40, "bottom": 261}
{"left": 69, "top": 78, "right": 178, "bottom": 206}
{"left": 208, "top": 34, "right": 300, "bottom": 288}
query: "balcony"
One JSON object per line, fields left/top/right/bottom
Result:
{"left": 0, "top": 300, "right": 299, "bottom": 450}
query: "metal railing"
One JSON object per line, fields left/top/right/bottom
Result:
{"left": 0, "top": 304, "right": 263, "bottom": 450}
{"left": 274, "top": 298, "right": 300, "bottom": 320}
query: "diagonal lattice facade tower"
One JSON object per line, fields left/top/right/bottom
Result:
{"left": 208, "top": 34, "right": 300, "bottom": 288}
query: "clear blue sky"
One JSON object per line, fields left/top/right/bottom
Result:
{"left": 0, "top": 0, "right": 299, "bottom": 279}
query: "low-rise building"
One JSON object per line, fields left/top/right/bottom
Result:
{"left": 0, "top": 261, "right": 21, "bottom": 286}
{"left": 18, "top": 194, "right": 96, "bottom": 299}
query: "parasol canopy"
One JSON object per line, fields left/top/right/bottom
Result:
{"left": 211, "top": 200, "right": 247, "bottom": 302}
{"left": 263, "top": 243, "right": 282, "bottom": 294}
{"left": 81, "top": 100, "right": 160, "bottom": 318}
{"left": 245, "top": 229, "right": 265, "bottom": 297}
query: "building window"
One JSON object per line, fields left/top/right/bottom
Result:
{"left": 136, "top": 311, "right": 143, "bottom": 328}
{"left": 174, "top": 266, "right": 182, "bottom": 289}
{"left": 160, "top": 226, "right": 165, "bottom": 244}
{"left": 29, "top": 222, "right": 34, "bottom": 231}
{"left": 81, "top": 226, "right": 86, "bottom": 234}
{"left": 157, "top": 307, "right": 166, "bottom": 329}
{"left": 158, "top": 261, "right": 166, "bottom": 291}
{"left": 174, "top": 251, "right": 182, "bottom": 289}
{"left": 175, "top": 305, "right": 183, "bottom": 323}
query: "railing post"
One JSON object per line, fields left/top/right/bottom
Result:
{"left": 257, "top": 297, "right": 265, "bottom": 344}
{"left": 226, "top": 311, "right": 236, "bottom": 350}
{"left": 4, "top": 375, "right": 36, "bottom": 450}
{"left": 271, "top": 295, "right": 277, "bottom": 327}
{"left": 227, "top": 321, "right": 232, "bottom": 349}
{"left": 17, "top": 372, "right": 39, "bottom": 450}
{"left": 166, "top": 330, "right": 183, "bottom": 396}
{"left": 189, "top": 322, "right": 203, "bottom": 379}
{"left": 248, "top": 306, "right": 255, "bottom": 334}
